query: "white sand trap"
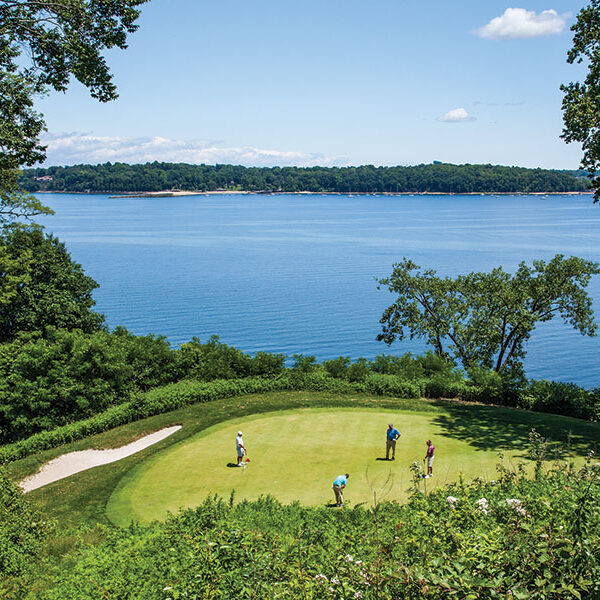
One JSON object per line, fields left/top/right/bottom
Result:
{"left": 20, "top": 425, "right": 182, "bottom": 493}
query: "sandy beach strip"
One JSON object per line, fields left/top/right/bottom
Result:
{"left": 19, "top": 425, "right": 182, "bottom": 493}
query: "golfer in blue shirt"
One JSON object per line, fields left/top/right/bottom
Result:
{"left": 332, "top": 473, "right": 349, "bottom": 507}
{"left": 386, "top": 424, "right": 401, "bottom": 460}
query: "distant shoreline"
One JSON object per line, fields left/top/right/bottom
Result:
{"left": 33, "top": 190, "right": 594, "bottom": 199}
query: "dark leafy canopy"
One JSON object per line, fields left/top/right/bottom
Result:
{"left": 0, "top": 327, "right": 176, "bottom": 443}
{"left": 378, "top": 255, "right": 600, "bottom": 373}
{"left": 0, "top": 225, "right": 104, "bottom": 341}
{"left": 561, "top": 0, "right": 600, "bottom": 203}
{"left": 0, "top": 0, "right": 147, "bottom": 222}
{"left": 19, "top": 161, "right": 590, "bottom": 194}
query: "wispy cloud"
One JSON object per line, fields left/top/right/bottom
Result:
{"left": 474, "top": 100, "right": 525, "bottom": 107}
{"left": 40, "top": 133, "right": 346, "bottom": 167}
{"left": 474, "top": 8, "right": 568, "bottom": 40}
{"left": 437, "top": 108, "right": 476, "bottom": 123}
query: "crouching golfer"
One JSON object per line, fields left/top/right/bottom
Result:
{"left": 332, "top": 473, "right": 349, "bottom": 507}
{"left": 235, "top": 430, "right": 246, "bottom": 466}
{"left": 386, "top": 423, "right": 401, "bottom": 460}
{"left": 423, "top": 439, "right": 435, "bottom": 478}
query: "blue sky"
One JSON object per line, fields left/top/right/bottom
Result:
{"left": 38, "top": 0, "right": 587, "bottom": 169}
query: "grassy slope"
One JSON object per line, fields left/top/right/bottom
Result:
{"left": 7, "top": 391, "right": 599, "bottom": 529}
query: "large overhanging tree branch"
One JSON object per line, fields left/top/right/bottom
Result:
{"left": 561, "top": 0, "right": 600, "bottom": 203}
{"left": 377, "top": 256, "right": 599, "bottom": 374}
{"left": 0, "top": 0, "right": 148, "bottom": 224}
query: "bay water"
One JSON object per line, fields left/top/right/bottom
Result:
{"left": 36, "top": 193, "right": 600, "bottom": 388}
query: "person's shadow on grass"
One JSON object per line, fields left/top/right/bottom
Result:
{"left": 375, "top": 457, "right": 391, "bottom": 461}
{"left": 226, "top": 463, "right": 240, "bottom": 468}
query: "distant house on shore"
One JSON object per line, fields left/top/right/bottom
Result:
{"left": 35, "top": 175, "right": 53, "bottom": 182}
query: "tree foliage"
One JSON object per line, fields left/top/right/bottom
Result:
{"left": 0, "top": 327, "right": 177, "bottom": 443}
{"left": 0, "top": 0, "right": 147, "bottom": 222}
{"left": 177, "top": 335, "right": 286, "bottom": 381}
{"left": 19, "top": 161, "right": 590, "bottom": 194}
{"left": 0, "top": 225, "right": 104, "bottom": 341}
{"left": 378, "top": 256, "right": 600, "bottom": 373}
{"left": 561, "top": 0, "right": 600, "bottom": 202}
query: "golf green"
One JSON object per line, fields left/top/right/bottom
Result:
{"left": 107, "top": 406, "right": 585, "bottom": 525}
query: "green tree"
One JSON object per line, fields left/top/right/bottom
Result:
{"left": 377, "top": 256, "right": 600, "bottom": 373}
{"left": 0, "top": 0, "right": 148, "bottom": 222}
{"left": 561, "top": 0, "right": 600, "bottom": 202}
{"left": 0, "top": 225, "right": 104, "bottom": 341}
{"left": 0, "top": 327, "right": 177, "bottom": 442}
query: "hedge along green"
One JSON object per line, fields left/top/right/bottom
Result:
{"left": 2, "top": 369, "right": 593, "bottom": 466}
{"left": 0, "top": 373, "right": 425, "bottom": 464}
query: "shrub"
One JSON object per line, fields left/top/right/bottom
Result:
{"left": 0, "top": 374, "right": 386, "bottom": 464}
{"left": 26, "top": 461, "right": 600, "bottom": 599}
{"left": 521, "top": 380, "right": 599, "bottom": 420}
{"left": 322, "top": 356, "right": 350, "bottom": 378}
{"left": 0, "top": 327, "right": 177, "bottom": 443}
{"left": 416, "top": 350, "right": 458, "bottom": 377}
{"left": 423, "top": 374, "right": 473, "bottom": 400}
{"left": 363, "top": 373, "right": 424, "bottom": 398}
{"left": 176, "top": 335, "right": 264, "bottom": 380}
{"left": 0, "top": 470, "right": 51, "bottom": 578}
{"left": 347, "top": 357, "right": 370, "bottom": 382}
{"left": 291, "top": 353, "right": 318, "bottom": 373}
{"left": 369, "top": 353, "right": 423, "bottom": 377}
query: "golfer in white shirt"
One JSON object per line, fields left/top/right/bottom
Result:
{"left": 236, "top": 431, "right": 246, "bottom": 466}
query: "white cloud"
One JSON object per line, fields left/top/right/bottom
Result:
{"left": 437, "top": 108, "right": 476, "bottom": 123}
{"left": 40, "top": 132, "right": 346, "bottom": 167}
{"left": 474, "top": 8, "right": 568, "bottom": 40}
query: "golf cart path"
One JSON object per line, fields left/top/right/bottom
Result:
{"left": 20, "top": 425, "right": 182, "bottom": 493}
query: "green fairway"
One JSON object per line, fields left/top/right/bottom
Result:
{"left": 106, "top": 406, "right": 593, "bottom": 525}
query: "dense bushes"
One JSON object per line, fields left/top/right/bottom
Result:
{"left": 319, "top": 353, "right": 599, "bottom": 418}
{"left": 12, "top": 459, "right": 600, "bottom": 599}
{"left": 176, "top": 335, "right": 286, "bottom": 380}
{"left": 0, "top": 372, "right": 428, "bottom": 464}
{"left": 0, "top": 333, "right": 289, "bottom": 443}
{"left": 0, "top": 377, "right": 286, "bottom": 463}
{"left": 1, "top": 346, "right": 598, "bottom": 463}
{"left": 520, "top": 380, "right": 600, "bottom": 421}
{"left": 0, "top": 471, "right": 50, "bottom": 580}
{"left": 0, "top": 327, "right": 178, "bottom": 443}
{"left": 0, "top": 325, "right": 597, "bottom": 453}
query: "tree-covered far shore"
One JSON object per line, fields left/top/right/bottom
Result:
{"left": 19, "top": 162, "right": 591, "bottom": 194}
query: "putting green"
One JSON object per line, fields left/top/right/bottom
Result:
{"left": 108, "top": 405, "right": 590, "bottom": 525}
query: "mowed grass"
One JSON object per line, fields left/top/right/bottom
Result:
{"left": 9, "top": 391, "right": 599, "bottom": 528}
{"left": 107, "top": 406, "right": 598, "bottom": 526}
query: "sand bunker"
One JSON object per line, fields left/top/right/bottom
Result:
{"left": 20, "top": 425, "right": 182, "bottom": 493}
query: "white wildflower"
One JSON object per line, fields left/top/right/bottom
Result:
{"left": 314, "top": 574, "right": 328, "bottom": 583}
{"left": 354, "top": 592, "right": 363, "bottom": 599}
{"left": 355, "top": 560, "right": 363, "bottom": 566}
{"left": 345, "top": 554, "right": 354, "bottom": 562}
{"left": 446, "top": 496, "right": 459, "bottom": 508}
{"left": 475, "top": 498, "right": 489, "bottom": 514}
{"left": 331, "top": 577, "right": 340, "bottom": 585}
{"left": 506, "top": 498, "right": 528, "bottom": 517}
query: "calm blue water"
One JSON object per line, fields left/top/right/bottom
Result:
{"left": 35, "top": 193, "right": 600, "bottom": 388}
